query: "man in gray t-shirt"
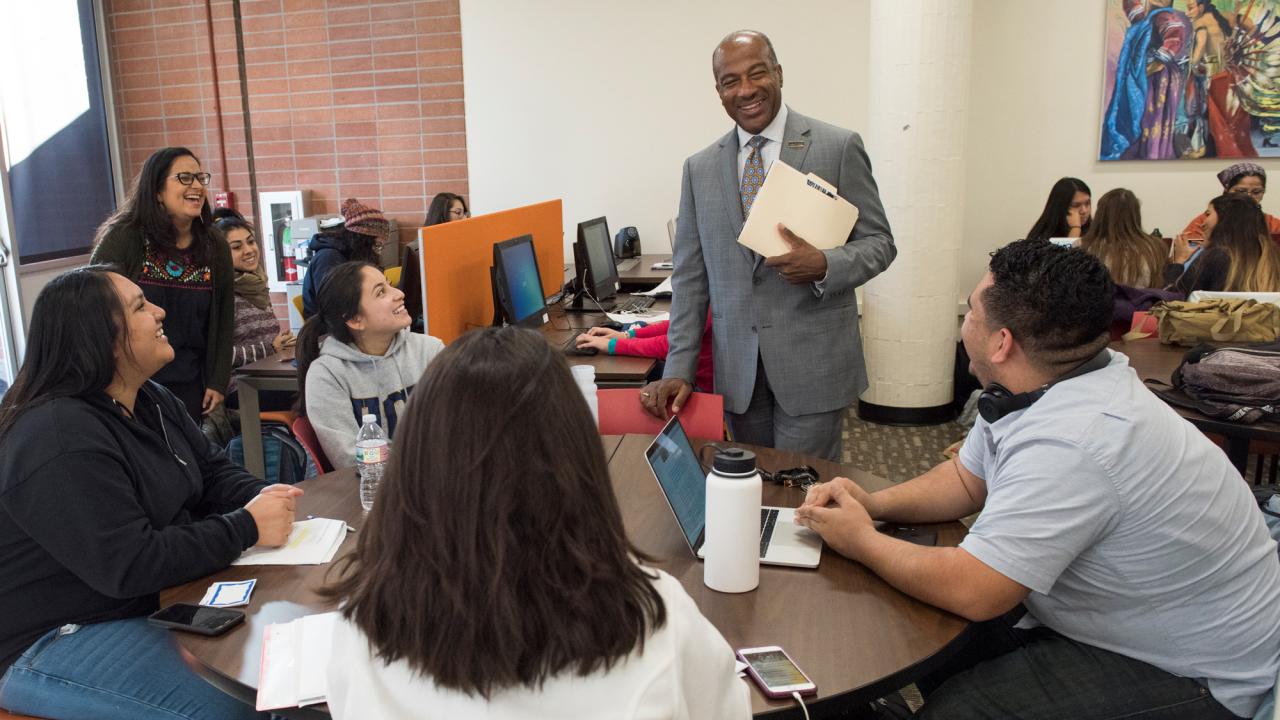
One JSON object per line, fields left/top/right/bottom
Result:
{"left": 797, "top": 239, "right": 1280, "bottom": 719}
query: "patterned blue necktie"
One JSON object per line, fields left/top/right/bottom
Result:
{"left": 740, "top": 135, "right": 768, "bottom": 218}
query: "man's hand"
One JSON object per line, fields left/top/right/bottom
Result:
{"left": 794, "top": 479, "right": 878, "bottom": 560}
{"left": 763, "top": 224, "right": 828, "bottom": 284}
{"left": 800, "top": 476, "right": 881, "bottom": 519}
{"left": 202, "top": 389, "right": 224, "bottom": 416}
{"left": 245, "top": 490, "right": 299, "bottom": 547}
{"left": 639, "top": 378, "right": 692, "bottom": 420}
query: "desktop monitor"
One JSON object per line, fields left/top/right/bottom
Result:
{"left": 491, "top": 234, "right": 549, "bottom": 329}
{"left": 574, "top": 216, "right": 620, "bottom": 307}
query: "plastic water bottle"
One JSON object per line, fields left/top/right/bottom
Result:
{"left": 703, "top": 447, "right": 762, "bottom": 593}
{"left": 355, "top": 414, "right": 389, "bottom": 512}
{"left": 569, "top": 365, "right": 599, "bottom": 425}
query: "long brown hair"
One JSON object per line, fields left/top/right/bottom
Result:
{"left": 293, "top": 261, "right": 375, "bottom": 416}
{"left": 320, "top": 327, "right": 666, "bottom": 697}
{"left": 94, "top": 147, "right": 215, "bottom": 265}
{"left": 1079, "top": 188, "right": 1166, "bottom": 287}
{"left": 1209, "top": 193, "right": 1280, "bottom": 292}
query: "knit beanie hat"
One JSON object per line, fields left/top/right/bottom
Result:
{"left": 1217, "top": 162, "right": 1267, "bottom": 190}
{"left": 341, "top": 197, "right": 389, "bottom": 238}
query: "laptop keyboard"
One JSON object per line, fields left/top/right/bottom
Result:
{"left": 759, "top": 508, "right": 780, "bottom": 557}
{"left": 615, "top": 296, "right": 655, "bottom": 314}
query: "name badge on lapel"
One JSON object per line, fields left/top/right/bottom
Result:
{"left": 786, "top": 141, "right": 807, "bottom": 150}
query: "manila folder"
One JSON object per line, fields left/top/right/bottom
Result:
{"left": 737, "top": 160, "right": 859, "bottom": 257}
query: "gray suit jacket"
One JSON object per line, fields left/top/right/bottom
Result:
{"left": 663, "top": 108, "right": 896, "bottom": 416}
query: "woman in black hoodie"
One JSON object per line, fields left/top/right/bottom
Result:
{"left": 0, "top": 266, "right": 301, "bottom": 720}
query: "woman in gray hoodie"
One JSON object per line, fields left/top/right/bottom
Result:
{"left": 295, "top": 262, "right": 444, "bottom": 468}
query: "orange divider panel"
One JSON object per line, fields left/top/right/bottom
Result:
{"left": 416, "top": 200, "right": 564, "bottom": 344}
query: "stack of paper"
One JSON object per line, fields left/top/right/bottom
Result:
{"left": 633, "top": 277, "right": 673, "bottom": 297}
{"left": 232, "top": 518, "right": 347, "bottom": 566}
{"left": 738, "top": 160, "right": 859, "bottom": 257}
{"left": 256, "top": 612, "right": 339, "bottom": 711}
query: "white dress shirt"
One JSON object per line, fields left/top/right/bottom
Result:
{"left": 735, "top": 103, "right": 788, "bottom": 186}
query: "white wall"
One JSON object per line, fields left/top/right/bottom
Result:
{"left": 460, "top": 0, "right": 870, "bottom": 255}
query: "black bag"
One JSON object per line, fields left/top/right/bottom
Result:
{"left": 1145, "top": 343, "right": 1280, "bottom": 424}
{"left": 227, "top": 422, "right": 314, "bottom": 484}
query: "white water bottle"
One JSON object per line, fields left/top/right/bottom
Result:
{"left": 569, "top": 365, "right": 599, "bottom": 425}
{"left": 703, "top": 447, "right": 761, "bottom": 593}
{"left": 355, "top": 414, "right": 389, "bottom": 512}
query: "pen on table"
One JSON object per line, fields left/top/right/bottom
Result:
{"left": 307, "top": 514, "right": 357, "bottom": 533}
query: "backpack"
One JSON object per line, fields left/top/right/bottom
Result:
{"left": 1148, "top": 298, "right": 1280, "bottom": 346}
{"left": 227, "top": 422, "right": 316, "bottom": 484}
{"left": 1145, "top": 343, "right": 1280, "bottom": 424}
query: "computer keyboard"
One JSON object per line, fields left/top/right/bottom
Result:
{"left": 562, "top": 332, "right": 598, "bottom": 356}
{"left": 759, "top": 508, "right": 780, "bottom": 557}
{"left": 614, "top": 296, "right": 655, "bottom": 314}
{"left": 617, "top": 258, "right": 640, "bottom": 271}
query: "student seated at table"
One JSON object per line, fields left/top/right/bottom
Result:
{"left": 0, "top": 266, "right": 300, "bottom": 720}
{"left": 1180, "top": 162, "right": 1280, "bottom": 242}
{"left": 295, "top": 261, "right": 443, "bottom": 468}
{"left": 796, "top": 239, "right": 1280, "bottom": 720}
{"left": 1025, "top": 177, "right": 1091, "bottom": 241}
{"left": 423, "top": 191, "right": 469, "bottom": 226}
{"left": 575, "top": 314, "right": 715, "bottom": 392}
{"left": 301, "top": 197, "right": 388, "bottom": 318}
{"left": 1166, "top": 192, "right": 1280, "bottom": 295}
{"left": 1078, "top": 188, "right": 1166, "bottom": 288}
{"left": 213, "top": 208, "right": 295, "bottom": 411}
{"left": 398, "top": 192, "right": 471, "bottom": 331}
{"left": 320, "top": 326, "right": 748, "bottom": 719}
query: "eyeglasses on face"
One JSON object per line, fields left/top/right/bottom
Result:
{"left": 1231, "top": 187, "right": 1265, "bottom": 198}
{"left": 170, "top": 172, "right": 212, "bottom": 187}
{"left": 449, "top": 207, "right": 469, "bottom": 218}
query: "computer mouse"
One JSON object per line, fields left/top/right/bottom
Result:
{"left": 601, "top": 321, "right": 625, "bottom": 331}
{"left": 568, "top": 345, "right": 599, "bottom": 356}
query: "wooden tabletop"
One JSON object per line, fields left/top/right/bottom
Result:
{"left": 162, "top": 434, "right": 970, "bottom": 718}
{"left": 617, "top": 253, "right": 673, "bottom": 288}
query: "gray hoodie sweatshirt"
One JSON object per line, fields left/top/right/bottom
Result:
{"left": 305, "top": 329, "right": 444, "bottom": 468}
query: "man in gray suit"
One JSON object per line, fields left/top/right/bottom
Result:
{"left": 640, "top": 30, "right": 896, "bottom": 460}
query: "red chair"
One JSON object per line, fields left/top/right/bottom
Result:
{"left": 596, "top": 389, "right": 725, "bottom": 440}
{"left": 291, "top": 416, "right": 333, "bottom": 474}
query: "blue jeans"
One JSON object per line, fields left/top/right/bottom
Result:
{"left": 0, "top": 618, "right": 265, "bottom": 720}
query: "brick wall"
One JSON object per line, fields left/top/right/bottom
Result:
{"left": 103, "top": 0, "right": 468, "bottom": 319}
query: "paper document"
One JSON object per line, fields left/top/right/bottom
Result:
{"left": 257, "top": 612, "right": 340, "bottom": 711}
{"left": 737, "top": 160, "right": 859, "bottom": 257}
{"left": 232, "top": 518, "right": 347, "bottom": 566}
{"left": 608, "top": 310, "right": 670, "bottom": 325}
{"left": 633, "top": 277, "right": 672, "bottom": 297}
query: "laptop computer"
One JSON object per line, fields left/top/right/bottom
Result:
{"left": 644, "top": 416, "right": 822, "bottom": 569}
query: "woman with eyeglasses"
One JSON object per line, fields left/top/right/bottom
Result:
{"left": 398, "top": 193, "right": 470, "bottom": 330}
{"left": 423, "top": 192, "right": 469, "bottom": 226}
{"left": 320, "top": 326, "right": 747, "bottom": 719}
{"left": 1180, "top": 163, "right": 1280, "bottom": 244}
{"left": 92, "top": 147, "right": 234, "bottom": 423}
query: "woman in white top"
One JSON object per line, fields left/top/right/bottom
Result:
{"left": 321, "top": 326, "right": 749, "bottom": 719}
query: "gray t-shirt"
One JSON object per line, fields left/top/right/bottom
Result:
{"left": 959, "top": 351, "right": 1280, "bottom": 718}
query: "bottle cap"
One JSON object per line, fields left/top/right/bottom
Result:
{"left": 362, "top": 414, "right": 377, "bottom": 424}
{"left": 713, "top": 447, "right": 756, "bottom": 475}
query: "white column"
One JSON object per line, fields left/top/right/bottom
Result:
{"left": 860, "top": 0, "right": 973, "bottom": 421}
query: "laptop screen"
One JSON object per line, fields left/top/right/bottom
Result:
{"left": 645, "top": 417, "right": 707, "bottom": 551}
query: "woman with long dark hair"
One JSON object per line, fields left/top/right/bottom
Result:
{"left": 301, "top": 197, "right": 388, "bottom": 318}
{"left": 0, "top": 266, "right": 298, "bottom": 720}
{"left": 1026, "top": 177, "right": 1092, "bottom": 241}
{"left": 1079, "top": 189, "right": 1167, "bottom": 288}
{"left": 295, "top": 262, "right": 443, "bottom": 468}
{"left": 1167, "top": 192, "right": 1280, "bottom": 295}
{"left": 321, "top": 326, "right": 747, "bottom": 718}
{"left": 423, "top": 191, "right": 469, "bottom": 226}
{"left": 1179, "top": 163, "right": 1280, "bottom": 242}
{"left": 92, "top": 147, "right": 234, "bottom": 422}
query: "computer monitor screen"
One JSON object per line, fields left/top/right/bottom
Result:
{"left": 492, "top": 235, "right": 548, "bottom": 328}
{"left": 577, "top": 216, "right": 619, "bottom": 301}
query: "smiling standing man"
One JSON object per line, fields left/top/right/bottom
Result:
{"left": 640, "top": 30, "right": 895, "bottom": 460}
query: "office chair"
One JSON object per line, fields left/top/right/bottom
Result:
{"left": 291, "top": 416, "right": 333, "bottom": 475}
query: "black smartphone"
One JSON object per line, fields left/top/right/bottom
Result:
{"left": 148, "top": 603, "right": 245, "bottom": 636}
{"left": 884, "top": 525, "right": 938, "bottom": 546}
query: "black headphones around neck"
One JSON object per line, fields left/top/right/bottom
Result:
{"left": 977, "top": 350, "right": 1112, "bottom": 423}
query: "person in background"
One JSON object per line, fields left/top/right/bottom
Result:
{"left": 212, "top": 208, "right": 295, "bottom": 411}
{"left": 423, "top": 192, "right": 469, "bottom": 227}
{"left": 295, "top": 262, "right": 443, "bottom": 468}
{"left": 0, "top": 266, "right": 299, "bottom": 720}
{"left": 1166, "top": 192, "right": 1280, "bottom": 295}
{"left": 92, "top": 147, "right": 234, "bottom": 422}
{"left": 1181, "top": 162, "right": 1280, "bottom": 242}
{"left": 576, "top": 315, "right": 715, "bottom": 392}
{"left": 301, "top": 198, "right": 388, "bottom": 318}
{"left": 796, "top": 240, "right": 1280, "bottom": 719}
{"left": 321, "top": 326, "right": 747, "bottom": 719}
{"left": 1078, "top": 188, "right": 1167, "bottom": 288}
{"left": 1025, "top": 177, "right": 1092, "bottom": 242}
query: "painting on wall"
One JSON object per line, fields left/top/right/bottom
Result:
{"left": 1101, "top": 0, "right": 1280, "bottom": 160}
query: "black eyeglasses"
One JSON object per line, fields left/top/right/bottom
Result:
{"left": 1231, "top": 187, "right": 1265, "bottom": 198}
{"left": 170, "top": 172, "right": 211, "bottom": 187}
{"left": 759, "top": 465, "right": 820, "bottom": 490}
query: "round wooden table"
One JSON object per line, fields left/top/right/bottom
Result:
{"left": 161, "top": 434, "right": 972, "bottom": 718}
